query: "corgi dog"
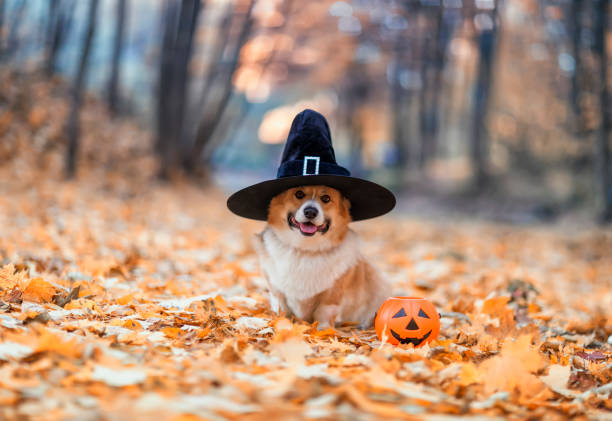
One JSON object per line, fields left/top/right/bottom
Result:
{"left": 253, "top": 185, "right": 390, "bottom": 328}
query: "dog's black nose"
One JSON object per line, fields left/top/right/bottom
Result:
{"left": 303, "top": 206, "right": 318, "bottom": 220}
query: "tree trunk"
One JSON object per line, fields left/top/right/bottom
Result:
{"left": 155, "top": 0, "right": 179, "bottom": 177}
{"left": 206, "top": 0, "right": 295, "bottom": 158}
{"left": 0, "top": 0, "right": 6, "bottom": 51}
{"left": 195, "top": 5, "right": 233, "bottom": 116}
{"left": 45, "top": 1, "right": 59, "bottom": 55}
{"left": 170, "top": 0, "right": 201, "bottom": 156}
{"left": 45, "top": 0, "right": 75, "bottom": 76}
{"left": 65, "top": 0, "right": 98, "bottom": 178}
{"left": 186, "top": 0, "right": 255, "bottom": 173}
{"left": 418, "top": 13, "right": 431, "bottom": 170}
{"left": 108, "top": 0, "right": 127, "bottom": 115}
{"left": 2, "top": 0, "right": 26, "bottom": 61}
{"left": 155, "top": 0, "right": 201, "bottom": 179}
{"left": 427, "top": 3, "right": 446, "bottom": 162}
{"left": 595, "top": 0, "right": 612, "bottom": 221}
{"left": 417, "top": 4, "right": 446, "bottom": 170}
{"left": 569, "top": 0, "right": 583, "bottom": 123}
{"left": 390, "top": 40, "right": 406, "bottom": 168}
{"left": 470, "top": 3, "right": 498, "bottom": 190}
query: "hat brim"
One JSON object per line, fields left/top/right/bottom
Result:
{"left": 227, "top": 175, "right": 396, "bottom": 221}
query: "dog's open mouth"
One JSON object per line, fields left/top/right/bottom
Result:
{"left": 288, "top": 214, "right": 330, "bottom": 236}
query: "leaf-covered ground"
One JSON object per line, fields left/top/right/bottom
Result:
{"left": 0, "top": 74, "right": 611, "bottom": 420}
{"left": 0, "top": 172, "right": 611, "bottom": 420}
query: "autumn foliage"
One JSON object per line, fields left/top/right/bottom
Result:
{"left": 0, "top": 150, "right": 611, "bottom": 420}
{"left": 0, "top": 70, "right": 611, "bottom": 420}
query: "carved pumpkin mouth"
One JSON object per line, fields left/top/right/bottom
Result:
{"left": 389, "top": 329, "right": 432, "bottom": 346}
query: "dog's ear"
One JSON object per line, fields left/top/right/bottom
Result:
{"left": 341, "top": 195, "right": 352, "bottom": 221}
{"left": 342, "top": 195, "right": 351, "bottom": 210}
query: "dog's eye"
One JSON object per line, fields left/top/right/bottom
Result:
{"left": 295, "top": 190, "right": 305, "bottom": 199}
{"left": 320, "top": 195, "right": 331, "bottom": 203}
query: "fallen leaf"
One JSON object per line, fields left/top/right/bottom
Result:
{"left": 0, "top": 342, "right": 34, "bottom": 360}
{"left": 540, "top": 364, "right": 576, "bottom": 397}
{"left": 0, "top": 264, "right": 26, "bottom": 290}
{"left": 53, "top": 285, "right": 81, "bottom": 307}
{"left": 478, "top": 335, "right": 547, "bottom": 396}
{"left": 575, "top": 351, "right": 606, "bottom": 362}
{"left": 22, "top": 278, "right": 56, "bottom": 303}
{"left": 91, "top": 365, "right": 147, "bottom": 387}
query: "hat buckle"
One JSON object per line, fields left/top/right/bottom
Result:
{"left": 302, "top": 156, "right": 320, "bottom": 176}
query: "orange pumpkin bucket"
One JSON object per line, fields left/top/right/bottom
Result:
{"left": 375, "top": 297, "right": 440, "bottom": 347}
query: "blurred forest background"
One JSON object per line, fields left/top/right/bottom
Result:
{"left": 0, "top": 0, "right": 611, "bottom": 223}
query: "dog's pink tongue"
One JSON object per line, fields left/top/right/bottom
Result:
{"left": 299, "top": 223, "right": 318, "bottom": 234}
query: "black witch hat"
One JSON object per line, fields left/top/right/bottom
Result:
{"left": 227, "top": 109, "right": 395, "bottom": 221}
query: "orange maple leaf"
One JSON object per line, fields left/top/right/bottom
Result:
{"left": 0, "top": 264, "right": 27, "bottom": 291}
{"left": 22, "top": 278, "right": 56, "bottom": 303}
{"left": 478, "top": 334, "right": 547, "bottom": 396}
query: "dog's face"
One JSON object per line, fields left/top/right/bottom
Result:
{"left": 267, "top": 185, "right": 351, "bottom": 251}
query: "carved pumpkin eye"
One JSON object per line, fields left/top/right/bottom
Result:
{"left": 418, "top": 309, "right": 430, "bottom": 319}
{"left": 392, "top": 308, "right": 407, "bottom": 318}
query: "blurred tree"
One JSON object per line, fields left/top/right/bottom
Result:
{"left": 193, "top": 5, "right": 233, "bottom": 123}
{"left": 156, "top": 0, "right": 202, "bottom": 179}
{"left": 65, "top": 0, "right": 98, "bottom": 178}
{"left": 341, "top": 60, "right": 369, "bottom": 177}
{"left": 389, "top": 3, "right": 421, "bottom": 173}
{"left": 210, "top": 0, "right": 295, "bottom": 157}
{"left": 0, "top": 0, "right": 608, "bottom": 221}
{"left": 108, "top": 0, "right": 128, "bottom": 115}
{"left": 567, "top": 0, "right": 583, "bottom": 124}
{"left": 1, "top": 0, "right": 25, "bottom": 61}
{"left": 0, "top": 1, "right": 5, "bottom": 51}
{"left": 470, "top": 0, "right": 498, "bottom": 190}
{"left": 419, "top": 3, "right": 447, "bottom": 169}
{"left": 45, "top": 0, "right": 75, "bottom": 76}
{"left": 594, "top": 0, "right": 612, "bottom": 221}
{"left": 390, "top": 34, "right": 409, "bottom": 170}
{"left": 187, "top": 0, "right": 255, "bottom": 175}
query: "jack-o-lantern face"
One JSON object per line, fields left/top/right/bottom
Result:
{"left": 375, "top": 297, "right": 440, "bottom": 347}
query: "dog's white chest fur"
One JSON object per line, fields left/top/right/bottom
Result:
{"left": 260, "top": 228, "right": 360, "bottom": 300}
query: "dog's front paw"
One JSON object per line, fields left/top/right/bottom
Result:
{"left": 313, "top": 304, "right": 339, "bottom": 329}
{"left": 269, "top": 293, "right": 282, "bottom": 315}
{"left": 269, "top": 292, "right": 290, "bottom": 316}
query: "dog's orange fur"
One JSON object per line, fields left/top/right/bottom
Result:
{"left": 268, "top": 186, "right": 350, "bottom": 250}
{"left": 254, "top": 185, "right": 390, "bottom": 328}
